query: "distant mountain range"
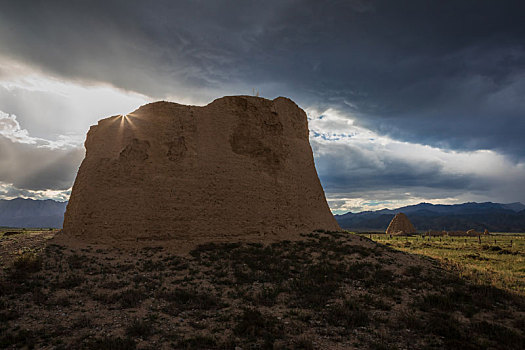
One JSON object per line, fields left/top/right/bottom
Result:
{"left": 2, "top": 198, "right": 525, "bottom": 232}
{"left": 335, "top": 202, "right": 525, "bottom": 232}
{"left": 0, "top": 198, "right": 67, "bottom": 228}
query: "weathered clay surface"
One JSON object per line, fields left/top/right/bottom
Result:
{"left": 385, "top": 213, "right": 416, "bottom": 235}
{"left": 60, "top": 96, "right": 339, "bottom": 246}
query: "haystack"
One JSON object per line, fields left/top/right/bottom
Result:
{"left": 60, "top": 96, "right": 340, "bottom": 247}
{"left": 385, "top": 213, "right": 416, "bottom": 235}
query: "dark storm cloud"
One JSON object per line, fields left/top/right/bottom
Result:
{"left": 310, "top": 135, "right": 525, "bottom": 212}
{"left": 1, "top": 0, "right": 525, "bottom": 173}
{"left": 1, "top": 0, "right": 524, "bottom": 157}
{"left": 310, "top": 140, "right": 485, "bottom": 195}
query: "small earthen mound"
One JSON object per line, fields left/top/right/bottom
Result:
{"left": 59, "top": 96, "right": 339, "bottom": 248}
{"left": 3, "top": 231, "right": 19, "bottom": 237}
{"left": 385, "top": 213, "right": 416, "bottom": 235}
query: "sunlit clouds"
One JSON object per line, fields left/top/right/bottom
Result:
{"left": 307, "top": 108, "right": 525, "bottom": 213}
{"left": 0, "top": 181, "right": 71, "bottom": 201}
{"left": 0, "top": 59, "right": 153, "bottom": 200}
{"left": 2, "top": 63, "right": 525, "bottom": 211}
{"left": 0, "top": 58, "right": 152, "bottom": 141}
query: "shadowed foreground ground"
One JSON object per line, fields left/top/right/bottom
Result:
{"left": 0, "top": 231, "right": 523, "bottom": 349}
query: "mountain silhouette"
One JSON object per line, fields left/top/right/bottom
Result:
{"left": 2, "top": 199, "right": 524, "bottom": 232}
{"left": 335, "top": 202, "right": 525, "bottom": 232}
{"left": 0, "top": 198, "right": 67, "bottom": 228}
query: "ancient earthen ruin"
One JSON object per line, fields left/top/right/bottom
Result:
{"left": 60, "top": 96, "right": 340, "bottom": 246}
{"left": 385, "top": 213, "right": 416, "bottom": 235}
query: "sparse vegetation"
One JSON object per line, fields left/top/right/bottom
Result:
{"left": 363, "top": 233, "right": 525, "bottom": 295}
{"left": 125, "top": 318, "right": 155, "bottom": 339}
{"left": 0, "top": 230, "right": 523, "bottom": 349}
{"left": 84, "top": 336, "right": 136, "bottom": 350}
{"left": 7, "top": 251, "right": 42, "bottom": 280}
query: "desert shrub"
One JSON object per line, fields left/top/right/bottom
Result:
{"left": 254, "top": 286, "right": 281, "bottom": 307}
{"left": 418, "top": 293, "right": 456, "bottom": 312}
{"left": 467, "top": 283, "right": 517, "bottom": 309}
{"left": 0, "top": 309, "right": 20, "bottom": 322}
{"left": 125, "top": 318, "right": 154, "bottom": 339}
{"left": 115, "top": 263, "right": 135, "bottom": 272}
{"left": 100, "top": 280, "right": 129, "bottom": 290}
{"left": 157, "top": 288, "right": 220, "bottom": 311}
{"left": 346, "top": 244, "right": 373, "bottom": 257}
{"left": 141, "top": 259, "right": 165, "bottom": 272}
{"left": 371, "top": 267, "right": 395, "bottom": 284}
{"left": 7, "top": 252, "right": 42, "bottom": 281}
{"left": 131, "top": 274, "right": 161, "bottom": 291}
{"left": 425, "top": 312, "right": 464, "bottom": 341}
{"left": 72, "top": 315, "right": 93, "bottom": 329}
{"left": 93, "top": 288, "right": 146, "bottom": 308}
{"left": 12, "top": 252, "right": 42, "bottom": 273}
{"left": 471, "top": 321, "right": 524, "bottom": 348}
{"left": 52, "top": 296, "right": 71, "bottom": 307}
{"left": 346, "top": 262, "right": 373, "bottom": 280}
{"left": 404, "top": 265, "right": 423, "bottom": 276}
{"left": 360, "top": 294, "right": 391, "bottom": 311}
{"left": 325, "top": 300, "right": 369, "bottom": 329}
{"left": 498, "top": 249, "right": 517, "bottom": 255}
{"left": 92, "top": 292, "right": 115, "bottom": 305}
{"left": 514, "top": 316, "right": 525, "bottom": 330}
{"left": 231, "top": 246, "right": 291, "bottom": 284}
{"left": 0, "top": 329, "right": 36, "bottom": 348}
{"left": 56, "top": 274, "right": 84, "bottom": 289}
{"left": 177, "top": 335, "right": 217, "bottom": 349}
{"left": 395, "top": 309, "right": 423, "bottom": 330}
{"left": 293, "top": 336, "right": 314, "bottom": 350}
{"left": 119, "top": 289, "right": 147, "bottom": 308}
{"left": 32, "top": 288, "right": 48, "bottom": 305}
{"left": 66, "top": 254, "right": 88, "bottom": 269}
{"left": 83, "top": 336, "right": 136, "bottom": 350}
{"left": 481, "top": 244, "right": 502, "bottom": 251}
{"left": 370, "top": 340, "right": 395, "bottom": 350}
{"left": 289, "top": 261, "right": 347, "bottom": 308}
{"left": 190, "top": 242, "right": 240, "bottom": 259}
{"left": 234, "top": 308, "right": 283, "bottom": 340}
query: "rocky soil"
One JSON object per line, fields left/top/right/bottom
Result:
{"left": 0, "top": 231, "right": 523, "bottom": 349}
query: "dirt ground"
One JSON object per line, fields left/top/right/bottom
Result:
{"left": 0, "top": 231, "right": 524, "bottom": 349}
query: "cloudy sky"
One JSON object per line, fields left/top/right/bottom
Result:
{"left": 0, "top": 0, "right": 524, "bottom": 213}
